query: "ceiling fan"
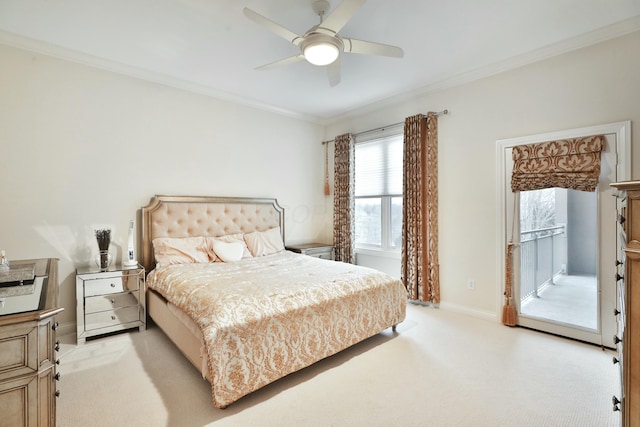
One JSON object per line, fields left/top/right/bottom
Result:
{"left": 243, "top": 0, "right": 404, "bottom": 86}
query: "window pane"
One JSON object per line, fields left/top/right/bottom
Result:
{"left": 390, "top": 196, "right": 403, "bottom": 248}
{"left": 355, "top": 198, "right": 382, "bottom": 246}
{"left": 355, "top": 142, "right": 384, "bottom": 196}
{"left": 355, "top": 135, "right": 403, "bottom": 197}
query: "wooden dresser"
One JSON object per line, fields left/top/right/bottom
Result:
{"left": 0, "top": 258, "right": 63, "bottom": 427}
{"left": 612, "top": 181, "right": 640, "bottom": 426}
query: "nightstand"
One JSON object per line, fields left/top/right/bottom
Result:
{"left": 76, "top": 264, "right": 145, "bottom": 344}
{"left": 286, "top": 243, "right": 335, "bottom": 260}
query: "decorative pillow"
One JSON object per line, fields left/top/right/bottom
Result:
{"left": 244, "top": 227, "right": 285, "bottom": 257}
{"left": 211, "top": 240, "right": 245, "bottom": 262}
{"left": 152, "top": 236, "right": 211, "bottom": 267}
{"left": 206, "top": 233, "right": 252, "bottom": 261}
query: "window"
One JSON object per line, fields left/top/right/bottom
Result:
{"left": 354, "top": 133, "right": 403, "bottom": 251}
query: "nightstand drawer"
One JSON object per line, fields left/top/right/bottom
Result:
{"left": 85, "top": 306, "right": 140, "bottom": 331}
{"left": 85, "top": 292, "right": 139, "bottom": 314}
{"left": 286, "top": 243, "right": 335, "bottom": 261}
{"left": 84, "top": 276, "right": 139, "bottom": 297}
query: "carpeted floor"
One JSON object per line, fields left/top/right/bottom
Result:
{"left": 57, "top": 304, "right": 619, "bottom": 427}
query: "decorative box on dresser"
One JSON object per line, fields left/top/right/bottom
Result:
{"left": 76, "top": 264, "right": 145, "bottom": 344}
{"left": 0, "top": 258, "right": 63, "bottom": 427}
{"left": 286, "top": 243, "right": 335, "bottom": 260}
{"left": 612, "top": 181, "right": 640, "bottom": 426}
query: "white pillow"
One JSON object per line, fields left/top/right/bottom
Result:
{"left": 206, "top": 233, "right": 252, "bottom": 261}
{"left": 244, "top": 227, "right": 285, "bottom": 257}
{"left": 212, "top": 240, "right": 245, "bottom": 262}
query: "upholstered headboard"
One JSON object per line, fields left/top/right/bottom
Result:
{"left": 140, "top": 195, "right": 284, "bottom": 273}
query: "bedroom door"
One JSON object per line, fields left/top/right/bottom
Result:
{"left": 498, "top": 122, "right": 630, "bottom": 347}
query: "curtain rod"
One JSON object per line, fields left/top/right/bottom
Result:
{"left": 321, "top": 109, "right": 448, "bottom": 145}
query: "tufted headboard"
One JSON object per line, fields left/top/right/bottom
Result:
{"left": 140, "top": 195, "right": 284, "bottom": 273}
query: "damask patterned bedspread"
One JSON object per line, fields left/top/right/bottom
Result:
{"left": 147, "top": 250, "right": 407, "bottom": 408}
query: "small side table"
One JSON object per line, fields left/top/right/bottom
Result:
{"left": 286, "top": 243, "right": 335, "bottom": 261}
{"left": 76, "top": 264, "right": 145, "bottom": 344}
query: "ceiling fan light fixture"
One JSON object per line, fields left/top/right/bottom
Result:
{"left": 301, "top": 33, "right": 342, "bottom": 66}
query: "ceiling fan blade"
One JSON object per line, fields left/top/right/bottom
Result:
{"left": 343, "top": 38, "right": 404, "bottom": 58}
{"left": 319, "top": 0, "right": 366, "bottom": 34}
{"left": 255, "top": 54, "right": 305, "bottom": 71}
{"left": 243, "top": 7, "right": 303, "bottom": 45}
{"left": 327, "top": 57, "right": 341, "bottom": 87}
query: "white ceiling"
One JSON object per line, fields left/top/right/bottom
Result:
{"left": 1, "top": 0, "right": 640, "bottom": 122}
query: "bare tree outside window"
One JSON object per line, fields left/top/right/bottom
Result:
{"left": 520, "top": 188, "right": 556, "bottom": 233}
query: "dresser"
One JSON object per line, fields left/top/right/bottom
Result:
{"left": 286, "top": 243, "right": 335, "bottom": 260}
{"left": 0, "top": 258, "right": 63, "bottom": 427}
{"left": 76, "top": 264, "right": 145, "bottom": 344}
{"left": 612, "top": 181, "right": 640, "bottom": 426}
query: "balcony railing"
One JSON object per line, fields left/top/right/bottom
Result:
{"left": 519, "top": 225, "right": 565, "bottom": 301}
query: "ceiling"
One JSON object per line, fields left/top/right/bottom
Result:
{"left": 1, "top": 0, "right": 639, "bottom": 122}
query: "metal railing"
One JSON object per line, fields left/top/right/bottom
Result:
{"left": 519, "top": 225, "right": 565, "bottom": 301}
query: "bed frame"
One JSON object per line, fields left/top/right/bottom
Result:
{"left": 140, "top": 195, "right": 285, "bottom": 378}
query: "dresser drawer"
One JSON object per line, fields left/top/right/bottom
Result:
{"left": 0, "top": 323, "right": 38, "bottom": 382}
{"left": 84, "top": 275, "right": 139, "bottom": 297}
{"left": 85, "top": 306, "right": 140, "bottom": 331}
{"left": 85, "top": 292, "right": 139, "bottom": 314}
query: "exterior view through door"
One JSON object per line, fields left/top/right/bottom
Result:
{"left": 498, "top": 121, "right": 631, "bottom": 347}
{"left": 519, "top": 188, "right": 598, "bottom": 330}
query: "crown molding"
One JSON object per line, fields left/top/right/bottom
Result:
{"left": 0, "top": 29, "right": 322, "bottom": 124}
{"left": 1, "top": 13, "right": 639, "bottom": 127}
{"left": 325, "top": 15, "right": 640, "bottom": 124}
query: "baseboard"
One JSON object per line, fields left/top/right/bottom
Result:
{"left": 57, "top": 321, "right": 77, "bottom": 338}
{"left": 438, "top": 301, "right": 498, "bottom": 322}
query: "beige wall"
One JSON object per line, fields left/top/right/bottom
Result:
{"left": 326, "top": 30, "right": 640, "bottom": 318}
{"left": 0, "top": 44, "right": 328, "bottom": 329}
{"left": 1, "top": 30, "right": 638, "bottom": 330}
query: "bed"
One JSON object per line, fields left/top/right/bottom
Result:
{"left": 140, "top": 195, "right": 407, "bottom": 408}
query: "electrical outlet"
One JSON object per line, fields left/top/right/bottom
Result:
{"left": 467, "top": 279, "right": 476, "bottom": 290}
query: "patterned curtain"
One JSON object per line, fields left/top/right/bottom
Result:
{"left": 333, "top": 133, "right": 355, "bottom": 264}
{"left": 401, "top": 114, "right": 440, "bottom": 303}
{"left": 511, "top": 135, "right": 606, "bottom": 192}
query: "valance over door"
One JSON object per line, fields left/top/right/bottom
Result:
{"left": 511, "top": 135, "right": 606, "bottom": 192}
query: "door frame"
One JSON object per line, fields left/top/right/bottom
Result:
{"left": 496, "top": 121, "right": 631, "bottom": 343}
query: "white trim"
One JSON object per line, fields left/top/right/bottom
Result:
{"left": 326, "top": 16, "right": 640, "bottom": 124}
{"left": 495, "top": 121, "right": 631, "bottom": 323}
{"left": 57, "top": 321, "right": 77, "bottom": 338}
{"left": 0, "top": 30, "right": 320, "bottom": 124}
{"left": 355, "top": 247, "right": 401, "bottom": 260}
{"left": 438, "top": 301, "right": 497, "bottom": 322}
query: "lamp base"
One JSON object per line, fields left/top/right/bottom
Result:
{"left": 123, "top": 259, "right": 138, "bottom": 268}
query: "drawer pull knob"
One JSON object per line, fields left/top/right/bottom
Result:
{"left": 614, "top": 335, "right": 622, "bottom": 345}
{"left": 110, "top": 283, "right": 116, "bottom": 288}
{"left": 618, "top": 214, "right": 625, "bottom": 225}
{"left": 110, "top": 299, "right": 115, "bottom": 304}
{"left": 111, "top": 315, "right": 116, "bottom": 320}
{"left": 615, "top": 273, "right": 624, "bottom": 282}
{"left": 615, "top": 259, "right": 623, "bottom": 266}
{"left": 55, "top": 372, "right": 61, "bottom": 381}
{"left": 55, "top": 341, "right": 60, "bottom": 352}
{"left": 614, "top": 308, "right": 620, "bottom": 316}
{"left": 56, "top": 359, "right": 60, "bottom": 365}
{"left": 613, "top": 357, "right": 619, "bottom": 364}
{"left": 55, "top": 390, "right": 60, "bottom": 398}
{"left": 613, "top": 396, "right": 621, "bottom": 411}
{"left": 52, "top": 321, "right": 59, "bottom": 331}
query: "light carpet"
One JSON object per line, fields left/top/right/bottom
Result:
{"left": 57, "top": 304, "right": 619, "bottom": 427}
